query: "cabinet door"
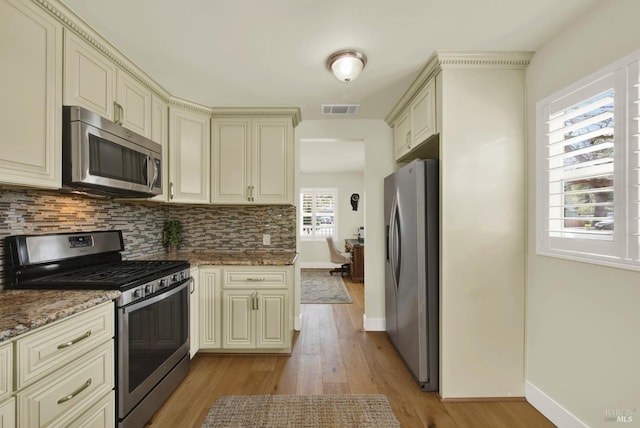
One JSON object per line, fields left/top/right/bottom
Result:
{"left": 0, "top": 343, "right": 11, "bottom": 403}
{"left": 256, "top": 291, "right": 288, "bottom": 349}
{"left": 0, "top": 397, "right": 15, "bottom": 428}
{"left": 0, "top": 0, "right": 62, "bottom": 189}
{"left": 64, "top": 31, "right": 116, "bottom": 121}
{"left": 198, "top": 267, "right": 222, "bottom": 350}
{"left": 410, "top": 79, "right": 436, "bottom": 146}
{"left": 116, "top": 70, "right": 151, "bottom": 137}
{"left": 253, "top": 119, "right": 293, "bottom": 204}
{"left": 222, "top": 291, "right": 254, "bottom": 349}
{"left": 211, "top": 119, "right": 251, "bottom": 203}
{"left": 168, "top": 107, "right": 210, "bottom": 203}
{"left": 151, "top": 95, "right": 169, "bottom": 202}
{"left": 66, "top": 391, "right": 114, "bottom": 428}
{"left": 393, "top": 111, "right": 411, "bottom": 160}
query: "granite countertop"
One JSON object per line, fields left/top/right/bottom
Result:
{"left": 0, "top": 289, "right": 121, "bottom": 343}
{"left": 139, "top": 250, "right": 298, "bottom": 266}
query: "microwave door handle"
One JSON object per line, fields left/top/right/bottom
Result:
{"left": 149, "top": 156, "right": 159, "bottom": 191}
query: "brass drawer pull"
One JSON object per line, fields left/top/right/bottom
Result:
{"left": 57, "top": 331, "right": 92, "bottom": 349}
{"left": 57, "top": 378, "right": 92, "bottom": 404}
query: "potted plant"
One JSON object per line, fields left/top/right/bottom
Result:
{"left": 163, "top": 219, "right": 182, "bottom": 252}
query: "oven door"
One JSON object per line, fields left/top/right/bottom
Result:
{"left": 118, "top": 278, "right": 191, "bottom": 419}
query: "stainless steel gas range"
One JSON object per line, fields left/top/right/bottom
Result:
{"left": 6, "top": 230, "right": 191, "bottom": 428}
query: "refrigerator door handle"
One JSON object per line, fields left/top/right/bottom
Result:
{"left": 389, "top": 194, "right": 401, "bottom": 290}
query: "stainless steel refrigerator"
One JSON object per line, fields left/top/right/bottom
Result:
{"left": 384, "top": 159, "right": 439, "bottom": 392}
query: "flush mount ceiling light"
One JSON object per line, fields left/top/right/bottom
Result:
{"left": 326, "top": 50, "right": 368, "bottom": 82}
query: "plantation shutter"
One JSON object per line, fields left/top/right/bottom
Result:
{"left": 299, "top": 189, "right": 337, "bottom": 239}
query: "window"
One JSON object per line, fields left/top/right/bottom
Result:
{"left": 300, "top": 188, "right": 337, "bottom": 239}
{"left": 537, "top": 50, "right": 640, "bottom": 269}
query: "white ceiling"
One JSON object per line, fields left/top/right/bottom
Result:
{"left": 61, "top": 0, "right": 600, "bottom": 173}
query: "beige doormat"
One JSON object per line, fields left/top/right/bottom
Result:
{"left": 201, "top": 394, "right": 399, "bottom": 427}
{"left": 301, "top": 269, "right": 352, "bottom": 304}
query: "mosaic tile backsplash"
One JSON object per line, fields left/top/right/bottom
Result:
{"left": 0, "top": 188, "right": 296, "bottom": 289}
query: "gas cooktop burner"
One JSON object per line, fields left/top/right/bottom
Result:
{"left": 24, "top": 260, "right": 189, "bottom": 289}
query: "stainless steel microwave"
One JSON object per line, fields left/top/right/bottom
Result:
{"left": 62, "top": 105, "right": 162, "bottom": 198}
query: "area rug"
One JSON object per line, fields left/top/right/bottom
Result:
{"left": 201, "top": 394, "right": 399, "bottom": 427}
{"left": 300, "top": 269, "right": 352, "bottom": 304}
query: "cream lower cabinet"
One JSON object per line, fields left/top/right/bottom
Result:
{"left": 14, "top": 302, "right": 115, "bottom": 428}
{"left": 0, "top": 0, "right": 62, "bottom": 189}
{"left": 189, "top": 266, "right": 200, "bottom": 357}
{"left": 221, "top": 267, "right": 292, "bottom": 352}
{"left": 0, "top": 397, "right": 15, "bottom": 428}
{"left": 198, "top": 267, "right": 221, "bottom": 350}
{"left": 211, "top": 116, "right": 294, "bottom": 205}
{"left": 0, "top": 342, "right": 13, "bottom": 428}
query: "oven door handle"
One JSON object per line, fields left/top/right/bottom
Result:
{"left": 122, "top": 277, "right": 193, "bottom": 313}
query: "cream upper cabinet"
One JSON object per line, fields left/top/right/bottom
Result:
{"left": 64, "top": 31, "right": 116, "bottom": 121}
{"left": 151, "top": 95, "right": 169, "bottom": 202}
{"left": 393, "top": 111, "right": 411, "bottom": 160}
{"left": 212, "top": 116, "right": 294, "bottom": 205}
{"left": 115, "top": 70, "right": 152, "bottom": 138}
{"left": 410, "top": 78, "right": 436, "bottom": 146}
{"left": 391, "top": 77, "right": 437, "bottom": 162}
{"left": 211, "top": 119, "right": 251, "bottom": 203}
{"left": 168, "top": 106, "right": 211, "bottom": 203}
{"left": 198, "top": 267, "right": 221, "bottom": 350}
{"left": 0, "top": 0, "right": 62, "bottom": 189}
{"left": 64, "top": 32, "right": 152, "bottom": 138}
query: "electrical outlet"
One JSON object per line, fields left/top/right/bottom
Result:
{"left": 263, "top": 233, "right": 271, "bottom": 246}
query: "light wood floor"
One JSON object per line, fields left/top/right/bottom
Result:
{"left": 146, "top": 275, "right": 554, "bottom": 427}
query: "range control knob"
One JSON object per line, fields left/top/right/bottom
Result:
{"left": 159, "top": 279, "right": 167, "bottom": 288}
{"left": 145, "top": 284, "right": 153, "bottom": 294}
{"left": 133, "top": 288, "right": 143, "bottom": 299}
{"left": 180, "top": 272, "right": 186, "bottom": 280}
{"left": 171, "top": 274, "right": 179, "bottom": 282}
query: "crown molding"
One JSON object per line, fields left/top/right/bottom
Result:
{"left": 34, "top": 0, "right": 171, "bottom": 101}
{"left": 30, "top": 0, "right": 304, "bottom": 124}
{"left": 437, "top": 51, "right": 532, "bottom": 69}
{"left": 385, "top": 50, "right": 533, "bottom": 126}
{"left": 168, "top": 97, "right": 213, "bottom": 116}
{"left": 211, "top": 108, "right": 302, "bottom": 128}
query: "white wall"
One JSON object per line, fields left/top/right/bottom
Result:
{"left": 296, "top": 119, "right": 393, "bottom": 330}
{"left": 298, "top": 171, "right": 364, "bottom": 268}
{"left": 526, "top": 1, "right": 640, "bottom": 426}
{"left": 439, "top": 65, "right": 526, "bottom": 399}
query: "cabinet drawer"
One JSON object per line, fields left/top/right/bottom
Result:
{"left": 223, "top": 268, "right": 288, "bottom": 289}
{"left": 16, "top": 303, "right": 114, "bottom": 389}
{"left": 17, "top": 340, "right": 114, "bottom": 428}
{"left": 67, "top": 390, "right": 114, "bottom": 428}
{"left": 0, "top": 343, "right": 11, "bottom": 402}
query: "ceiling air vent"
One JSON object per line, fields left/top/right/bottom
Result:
{"left": 321, "top": 104, "right": 360, "bottom": 115}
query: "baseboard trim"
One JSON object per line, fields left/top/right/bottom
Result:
{"left": 363, "top": 315, "right": 385, "bottom": 331}
{"left": 300, "top": 262, "right": 336, "bottom": 269}
{"left": 525, "top": 380, "right": 589, "bottom": 428}
{"left": 441, "top": 397, "right": 526, "bottom": 403}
